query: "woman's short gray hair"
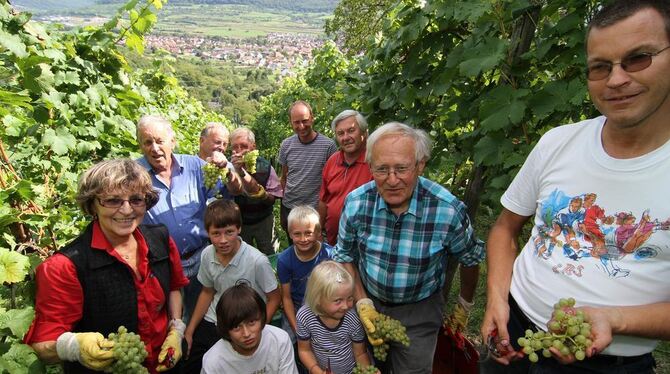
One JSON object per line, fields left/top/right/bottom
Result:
{"left": 76, "top": 159, "right": 159, "bottom": 216}
{"left": 365, "top": 122, "right": 431, "bottom": 165}
{"left": 330, "top": 110, "right": 368, "bottom": 133}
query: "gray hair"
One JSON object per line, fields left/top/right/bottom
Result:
{"left": 136, "top": 115, "right": 175, "bottom": 141}
{"left": 365, "top": 122, "right": 432, "bottom": 165}
{"left": 200, "top": 122, "right": 230, "bottom": 139}
{"left": 76, "top": 159, "right": 159, "bottom": 216}
{"left": 230, "top": 126, "right": 256, "bottom": 145}
{"left": 330, "top": 110, "right": 368, "bottom": 133}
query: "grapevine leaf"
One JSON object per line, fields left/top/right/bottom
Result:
{"left": 458, "top": 37, "right": 508, "bottom": 77}
{"left": 125, "top": 32, "right": 144, "bottom": 54}
{"left": 0, "top": 248, "right": 30, "bottom": 284}
{"left": 452, "top": 1, "right": 491, "bottom": 23}
{"left": 151, "top": 0, "right": 164, "bottom": 10}
{"left": 0, "top": 205, "right": 19, "bottom": 228}
{"left": 41, "top": 127, "right": 76, "bottom": 155}
{"left": 55, "top": 71, "right": 81, "bottom": 86}
{"left": 125, "top": 0, "right": 140, "bottom": 10}
{"left": 104, "top": 16, "right": 120, "bottom": 31}
{"left": 0, "top": 343, "right": 40, "bottom": 373}
{"left": 479, "top": 86, "right": 530, "bottom": 132}
{"left": 0, "top": 29, "right": 28, "bottom": 58}
{"left": 0, "top": 91, "right": 32, "bottom": 112}
{"left": 1, "top": 308, "right": 34, "bottom": 338}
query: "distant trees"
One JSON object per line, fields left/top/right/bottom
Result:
{"left": 96, "top": 0, "right": 339, "bottom": 13}
{"left": 255, "top": 0, "right": 603, "bottom": 219}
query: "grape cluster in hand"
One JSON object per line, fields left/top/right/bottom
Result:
{"left": 517, "top": 298, "right": 593, "bottom": 363}
{"left": 242, "top": 150, "right": 259, "bottom": 174}
{"left": 104, "top": 326, "right": 148, "bottom": 374}
{"left": 369, "top": 314, "right": 410, "bottom": 361}
{"left": 202, "top": 162, "right": 228, "bottom": 190}
{"left": 352, "top": 363, "right": 379, "bottom": 374}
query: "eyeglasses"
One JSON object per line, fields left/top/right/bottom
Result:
{"left": 371, "top": 164, "right": 416, "bottom": 178}
{"left": 97, "top": 197, "right": 147, "bottom": 208}
{"left": 586, "top": 45, "right": 670, "bottom": 81}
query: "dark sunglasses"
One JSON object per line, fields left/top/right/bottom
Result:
{"left": 586, "top": 45, "right": 670, "bottom": 81}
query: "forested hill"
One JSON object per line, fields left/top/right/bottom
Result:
{"left": 97, "top": 0, "right": 339, "bottom": 12}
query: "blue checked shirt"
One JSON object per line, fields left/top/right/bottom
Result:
{"left": 333, "top": 177, "right": 485, "bottom": 304}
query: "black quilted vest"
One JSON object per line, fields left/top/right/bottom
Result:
{"left": 59, "top": 223, "right": 171, "bottom": 374}
{"left": 234, "top": 156, "right": 275, "bottom": 224}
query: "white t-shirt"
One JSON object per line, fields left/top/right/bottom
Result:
{"left": 201, "top": 325, "right": 298, "bottom": 374}
{"left": 502, "top": 116, "right": 670, "bottom": 356}
{"left": 197, "top": 239, "right": 278, "bottom": 323}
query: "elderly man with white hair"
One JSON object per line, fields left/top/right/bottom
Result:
{"left": 136, "top": 115, "right": 241, "bottom": 322}
{"left": 333, "top": 122, "right": 484, "bottom": 374}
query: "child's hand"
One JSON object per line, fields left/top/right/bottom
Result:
{"left": 184, "top": 328, "right": 194, "bottom": 357}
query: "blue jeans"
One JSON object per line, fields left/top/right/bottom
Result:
{"left": 180, "top": 246, "right": 205, "bottom": 324}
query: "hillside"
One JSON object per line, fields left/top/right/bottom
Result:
{"left": 104, "top": 0, "right": 339, "bottom": 13}
{"left": 11, "top": 0, "right": 96, "bottom": 10}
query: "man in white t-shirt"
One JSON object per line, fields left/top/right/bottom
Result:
{"left": 481, "top": 1, "right": 670, "bottom": 373}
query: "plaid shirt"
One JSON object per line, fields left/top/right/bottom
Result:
{"left": 333, "top": 177, "right": 485, "bottom": 304}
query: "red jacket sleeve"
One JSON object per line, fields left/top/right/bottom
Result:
{"left": 24, "top": 254, "right": 83, "bottom": 344}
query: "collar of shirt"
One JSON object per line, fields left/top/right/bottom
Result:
{"left": 338, "top": 147, "right": 367, "bottom": 167}
{"left": 374, "top": 176, "right": 425, "bottom": 218}
{"left": 90, "top": 220, "right": 149, "bottom": 277}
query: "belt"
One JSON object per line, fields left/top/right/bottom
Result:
{"left": 372, "top": 288, "right": 440, "bottom": 307}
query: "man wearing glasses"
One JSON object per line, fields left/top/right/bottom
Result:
{"left": 333, "top": 122, "right": 485, "bottom": 373}
{"left": 482, "top": 1, "right": 670, "bottom": 373}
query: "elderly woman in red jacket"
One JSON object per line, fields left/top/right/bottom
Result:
{"left": 25, "top": 159, "right": 189, "bottom": 373}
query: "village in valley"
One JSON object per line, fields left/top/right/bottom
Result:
{"left": 34, "top": 14, "right": 325, "bottom": 75}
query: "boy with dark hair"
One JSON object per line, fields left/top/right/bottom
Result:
{"left": 181, "top": 200, "right": 281, "bottom": 373}
{"left": 202, "top": 283, "right": 298, "bottom": 373}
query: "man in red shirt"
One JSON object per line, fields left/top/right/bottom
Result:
{"left": 318, "top": 110, "right": 373, "bottom": 245}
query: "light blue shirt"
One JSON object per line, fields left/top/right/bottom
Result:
{"left": 138, "top": 154, "right": 213, "bottom": 256}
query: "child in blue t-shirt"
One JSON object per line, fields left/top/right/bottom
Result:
{"left": 277, "top": 205, "right": 333, "bottom": 340}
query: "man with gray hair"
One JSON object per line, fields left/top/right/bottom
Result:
{"left": 136, "top": 114, "right": 241, "bottom": 321}
{"left": 198, "top": 122, "right": 230, "bottom": 161}
{"left": 333, "top": 122, "right": 484, "bottom": 373}
{"left": 318, "top": 110, "right": 373, "bottom": 245}
{"left": 230, "top": 127, "right": 283, "bottom": 255}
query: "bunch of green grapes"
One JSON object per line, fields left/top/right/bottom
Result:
{"left": 104, "top": 326, "right": 148, "bottom": 374}
{"left": 242, "top": 150, "right": 259, "bottom": 174}
{"left": 369, "top": 313, "right": 410, "bottom": 361}
{"left": 517, "top": 298, "right": 593, "bottom": 363}
{"left": 202, "top": 162, "right": 228, "bottom": 190}
{"left": 352, "top": 363, "right": 379, "bottom": 374}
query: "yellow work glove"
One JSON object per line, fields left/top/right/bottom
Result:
{"left": 355, "top": 298, "right": 384, "bottom": 346}
{"left": 445, "top": 295, "right": 473, "bottom": 332}
{"left": 56, "top": 332, "right": 115, "bottom": 371}
{"left": 157, "top": 319, "right": 185, "bottom": 372}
